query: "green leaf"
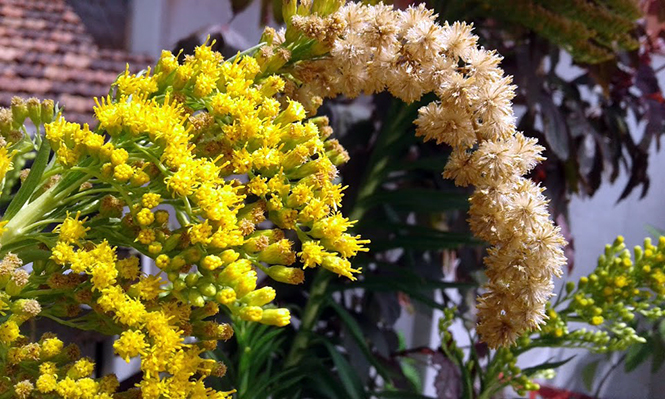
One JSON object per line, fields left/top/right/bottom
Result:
{"left": 658, "top": 320, "right": 665, "bottom": 340}
{"left": 400, "top": 358, "right": 422, "bottom": 392}
{"left": 521, "top": 355, "right": 576, "bottom": 376}
{"left": 322, "top": 340, "right": 366, "bottom": 399}
{"left": 540, "top": 93, "right": 570, "bottom": 161}
{"left": 328, "top": 300, "right": 393, "bottom": 380}
{"left": 18, "top": 249, "right": 51, "bottom": 263}
{"left": 267, "top": 371, "right": 306, "bottom": 398}
{"left": 303, "top": 362, "right": 349, "bottom": 399}
{"left": 651, "top": 335, "right": 665, "bottom": 374}
{"left": 624, "top": 340, "right": 651, "bottom": 373}
{"left": 645, "top": 224, "right": 665, "bottom": 239}
{"left": 4, "top": 139, "right": 50, "bottom": 220}
{"left": 356, "top": 189, "right": 469, "bottom": 214}
{"left": 582, "top": 359, "right": 600, "bottom": 392}
{"left": 391, "top": 157, "right": 450, "bottom": 172}
{"left": 369, "top": 232, "right": 478, "bottom": 251}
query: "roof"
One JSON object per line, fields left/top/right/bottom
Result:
{"left": 0, "top": 0, "right": 152, "bottom": 125}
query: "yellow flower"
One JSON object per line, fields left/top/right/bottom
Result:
{"left": 268, "top": 265, "right": 306, "bottom": 285}
{"left": 142, "top": 193, "right": 162, "bottom": 209}
{"left": 137, "top": 229, "right": 156, "bottom": 245}
{"left": 36, "top": 374, "right": 57, "bottom": 393}
{"left": 51, "top": 241, "right": 76, "bottom": 265}
{"left": 69, "top": 358, "right": 95, "bottom": 379}
{"left": 321, "top": 255, "right": 361, "bottom": 280}
{"left": 113, "top": 163, "right": 134, "bottom": 182}
{"left": 114, "top": 330, "right": 148, "bottom": 362}
{"left": 276, "top": 99, "right": 306, "bottom": 125}
{"left": 56, "top": 212, "right": 89, "bottom": 243}
{"left": 116, "top": 257, "right": 141, "bottom": 280}
{"left": 94, "top": 96, "right": 123, "bottom": 135}
{"left": 55, "top": 377, "right": 78, "bottom": 398}
{"left": 136, "top": 208, "right": 155, "bottom": 226}
{"left": 112, "top": 297, "right": 147, "bottom": 327}
{"left": 41, "top": 337, "right": 64, "bottom": 357}
{"left": 90, "top": 260, "right": 118, "bottom": 290}
{"left": 157, "top": 50, "right": 178, "bottom": 75}
{"left": 115, "top": 65, "right": 158, "bottom": 96}
{"left": 261, "top": 308, "right": 291, "bottom": 327}
{"left": 14, "top": 380, "right": 33, "bottom": 399}
{"left": 215, "top": 288, "right": 237, "bottom": 305}
{"left": 323, "top": 233, "right": 370, "bottom": 258}
{"left": 131, "top": 275, "right": 163, "bottom": 301}
{"left": 202, "top": 255, "right": 223, "bottom": 271}
{"left": 299, "top": 241, "right": 327, "bottom": 269}
{"left": 238, "top": 306, "right": 263, "bottom": 322}
{"left": 166, "top": 167, "right": 198, "bottom": 197}
{"left": 0, "top": 320, "right": 20, "bottom": 344}
{"left": 189, "top": 221, "right": 213, "bottom": 245}
{"left": 0, "top": 145, "right": 14, "bottom": 181}
{"left": 194, "top": 73, "right": 217, "bottom": 98}
{"left": 310, "top": 214, "right": 354, "bottom": 240}
{"left": 247, "top": 176, "right": 269, "bottom": 196}
{"left": 110, "top": 148, "right": 129, "bottom": 166}
{"left": 240, "top": 287, "right": 276, "bottom": 307}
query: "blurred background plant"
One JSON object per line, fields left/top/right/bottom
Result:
{"left": 181, "top": 0, "right": 665, "bottom": 398}
{"left": 434, "top": 234, "right": 665, "bottom": 399}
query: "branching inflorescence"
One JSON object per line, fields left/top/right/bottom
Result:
{"left": 0, "top": 0, "right": 566, "bottom": 397}
{"left": 277, "top": 1, "right": 567, "bottom": 347}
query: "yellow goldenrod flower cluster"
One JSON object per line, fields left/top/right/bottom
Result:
{"left": 0, "top": 20, "right": 366, "bottom": 395}
{"left": 438, "top": 235, "right": 665, "bottom": 397}
{"left": 274, "top": 0, "right": 566, "bottom": 347}
{"left": 537, "top": 235, "right": 665, "bottom": 352}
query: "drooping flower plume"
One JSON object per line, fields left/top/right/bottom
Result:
{"left": 274, "top": 1, "right": 567, "bottom": 347}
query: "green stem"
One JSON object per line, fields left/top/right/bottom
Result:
{"left": 349, "top": 100, "right": 418, "bottom": 220}
{"left": 284, "top": 270, "right": 333, "bottom": 368}
{"left": 60, "top": 187, "right": 116, "bottom": 205}
{"left": 182, "top": 196, "right": 196, "bottom": 220}
{"left": 248, "top": 258, "right": 270, "bottom": 274}
{"left": 227, "top": 42, "right": 267, "bottom": 63}
{"left": 22, "top": 218, "right": 64, "bottom": 232}
{"left": 1, "top": 185, "right": 58, "bottom": 247}
{"left": 1, "top": 166, "right": 93, "bottom": 247}
{"left": 131, "top": 142, "right": 169, "bottom": 174}
{"left": 477, "top": 382, "right": 502, "bottom": 399}
{"left": 41, "top": 166, "right": 64, "bottom": 182}
{"left": 176, "top": 209, "right": 190, "bottom": 227}
{"left": 593, "top": 353, "right": 626, "bottom": 399}
{"left": 40, "top": 313, "right": 85, "bottom": 330}
{"left": 19, "top": 288, "right": 72, "bottom": 298}
{"left": 236, "top": 322, "right": 251, "bottom": 397}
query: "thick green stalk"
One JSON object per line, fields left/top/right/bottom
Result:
{"left": 0, "top": 171, "right": 90, "bottom": 249}
{"left": 284, "top": 269, "right": 333, "bottom": 368}
{"left": 0, "top": 185, "right": 58, "bottom": 247}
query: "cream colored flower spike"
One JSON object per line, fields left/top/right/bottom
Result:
{"left": 291, "top": 2, "right": 567, "bottom": 348}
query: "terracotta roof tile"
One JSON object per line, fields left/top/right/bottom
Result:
{"left": 0, "top": 0, "right": 152, "bottom": 125}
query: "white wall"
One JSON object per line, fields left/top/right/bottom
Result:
{"left": 128, "top": 0, "right": 262, "bottom": 58}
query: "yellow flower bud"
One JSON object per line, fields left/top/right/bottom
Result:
{"left": 267, "top": 265, "right": 305, "bottom": 285}
{"left": 261, "top": 308, "right": 291, "bottom": 327}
